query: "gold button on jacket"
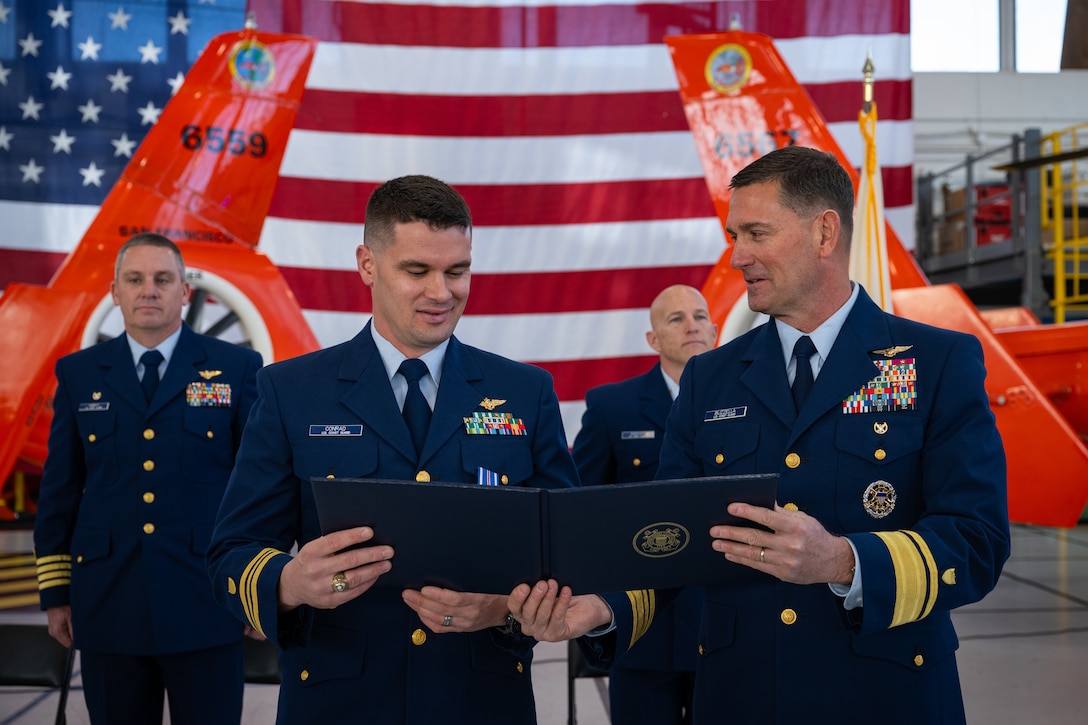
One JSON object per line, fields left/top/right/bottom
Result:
{"left": 785, "top": 453, "right": 801, "bottom": 469}
{"left": 411, "top": 628, "right": 427, "bottom": 645}
{"left": 780, "top": 608, "right": 797, "bottom": 625}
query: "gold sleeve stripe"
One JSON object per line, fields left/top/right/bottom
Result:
{"left": 904, "top": 529, "right": 939, "bottom": 620}
{"left": 36, "top": 557, "right": 72, "bottom": 591}
{"left": 625, "top": 589, "right": 656, "bottom": 650}
{"left": 37, "top": 570, "right": 70, "bottom": 584}
{"left": 874, "top": 530, "right": 938, "bottom": 627}
{"left": 35, "top": 554, "right": 72, "bottom": 565}
{"left": 39, "top": 577, "right": 71, "bottom": 590}
{"left": 239, "top": 548, "right": 282, "bottom": 638}
{"left": 36, "top": 562, "right": 71, "bottom": 574}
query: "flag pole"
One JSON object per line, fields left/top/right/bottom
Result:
{"left": 849, "top": 51, "right": 894, "bottom": 312}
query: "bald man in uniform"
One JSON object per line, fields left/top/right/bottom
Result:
{"left": 570, "top": 284, "right": 717, "bottom": 725}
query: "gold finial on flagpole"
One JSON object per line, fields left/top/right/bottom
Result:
{"left": 862, "top": 51, "right": 875, "bottom": 111}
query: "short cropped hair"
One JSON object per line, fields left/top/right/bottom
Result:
{"left": 362, "top": 175, "right": 473, "bottom": 252}
{"left": 114, "top": 233, "right": 186, "bottom": 279}
{"left": 730, "top": 146, "right": 854, "bottom": 245}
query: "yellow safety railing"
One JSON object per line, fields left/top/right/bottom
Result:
{"left": 1040, "top": 123, "right": 1088, "bottom": 323}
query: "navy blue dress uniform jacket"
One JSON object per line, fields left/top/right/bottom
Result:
{"left": 34, "top": 325, "right": 261, "bottom": 656}
{"left": 571, "top": 363, "right": 700, "bottom": 674}
{"left": 207, "top": 323, "right": 579, "bottom": 725}
{"left": 599, "top": 289, "right": 1010, "bottom": 724}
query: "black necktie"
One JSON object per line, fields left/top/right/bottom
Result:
{"left": 791, "top": 336, "right": 816, "bottom": 412}
{"left": 140, "top": 349, "right": 164, "bottom": 403}
{"left": 398, "top": 358, "right": 432, "bottom": 457}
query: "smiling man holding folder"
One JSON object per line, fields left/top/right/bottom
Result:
{"left": 207, "top": 175, "right": 578, "bottom": 724}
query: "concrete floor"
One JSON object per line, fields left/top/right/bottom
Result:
{"left": 2, "top": 522, "right": 1086, "bottom": 724}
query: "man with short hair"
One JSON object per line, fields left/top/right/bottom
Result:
{"left": 511, "top": 146, "right": 1010, "bottom": 724}
{"left": 571, "top": 284, "right": 717, "bottom": 724}
{"left": 207, "top": 174, "right": 578, "bottom": 724}
{"left": 35, "top": 233, "right": 261, "bottom": 724}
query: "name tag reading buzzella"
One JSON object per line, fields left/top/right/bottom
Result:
{"left": 309, "top": 424, "right": 364, "bottom": 437}
{"left": 621, "top": 430, "right": 655, "bottom": 440}
{"left": 704, "top": 406, "right": 747, "bottom": 422}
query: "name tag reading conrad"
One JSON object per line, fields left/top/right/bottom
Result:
{"left": 309, "top": 424, "right": 364, "bottom": 437}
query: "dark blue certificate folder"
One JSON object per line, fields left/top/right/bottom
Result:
{"left": 312, "top": 474, "right": 778, "bottom": 594}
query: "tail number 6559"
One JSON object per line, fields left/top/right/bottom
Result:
{"left": 181, "top": 125, "right": 267, "bottom": 157}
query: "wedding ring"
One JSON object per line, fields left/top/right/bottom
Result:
{"left": 759, "top": 547, "right": 766, "bottom": 563}
{"left": 332, "top": 572, "right": 348, "bottom": 593}
{"left": 442, "top": 615, "right": 453, "bottom": 627}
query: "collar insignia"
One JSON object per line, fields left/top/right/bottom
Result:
{"left": 479, "top": 397, "right": 506, "bottom": 411}
{"left": 871, "top": 345, "right": 913, "bottom": 358}
{"left": 198, "top": 370, "right": 223, "bottom": 380}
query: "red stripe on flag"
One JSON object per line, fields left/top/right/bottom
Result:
{"left": 279, "top": 265, "right": 715, "bottom": 315}
{"left": 296, "top": 90, "right": 691, "bottom": 137}
{"left": 530, "top": 355, "right": 661, "bottom": 401}
{"left": 806, "top": 80, "right": 913, "bottom": 124}
{"left": 881, "top": 166, "right": 914, "bottom": 207}
{"left": 268, "top": 178, "right": 720, "bottom": 226}
{"left": 269, "top": 172, "right": 912, "bottom": 226}
{"left": 296, "top": 81, "right": 911, "bottom": 137}
{"left": 0, "top": 249, "right": 66, "bottom": 289}
{"left": 252, "top": 1, "right": 910, "bottom": 47}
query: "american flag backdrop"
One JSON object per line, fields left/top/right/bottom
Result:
{"left": 0, "top": 0, "right": 913, "bottom": 443}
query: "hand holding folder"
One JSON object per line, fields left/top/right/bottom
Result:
{"left": 313, "top": 473, "right": 778, "bottom": 595}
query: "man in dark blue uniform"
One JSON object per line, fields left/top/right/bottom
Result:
{"left": 34, "top": 233, "right": 261, "bottom": 724}
{"left": 207, "top": 175, "right": 578, "bottom": 724}
{"left": 571, "top": 284, "right": 716, "bottom": 725}
{"left": 511, "top": 146, "right": 1011, "bottom": 725}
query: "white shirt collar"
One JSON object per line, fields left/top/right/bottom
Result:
{"left": 126, "top": 324, "right": 183, "bottom": 377}
{"left": 775, "top": 281, "right": 860, "bottom": 381}
{"left": 369, "top": 324, "right": 449, "bottom": 409}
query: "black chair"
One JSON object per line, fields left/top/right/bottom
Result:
{"left": 0, "top": 624, "right": 76, "bottom": 725}
{"left": 242, "top": 636, "right": 281, "bottom": 685}
{"left": 567, "top": 639, "right": 609, "bottom": 725}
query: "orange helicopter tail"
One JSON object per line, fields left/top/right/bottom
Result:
{"left": 0, "top": 27, "right": 321, "bottom": 516}
{"left": 666, "top": 30, "right": 1088, "bottom": 527}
